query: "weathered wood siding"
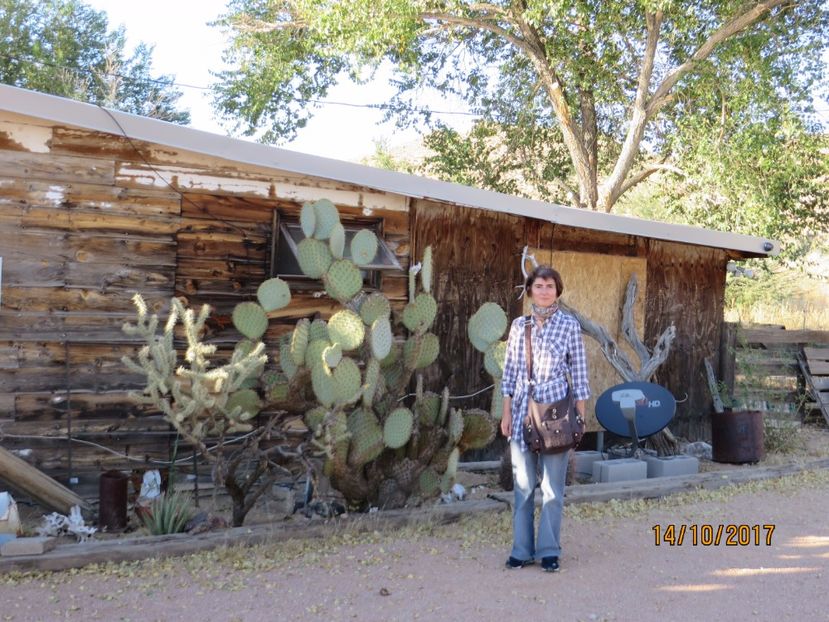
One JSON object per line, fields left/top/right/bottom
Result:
{"left": 645, "top": 241, "right": 727, "bottom": 440}
{"left": 0, "top": 112, "right": 410, "bottom": 481}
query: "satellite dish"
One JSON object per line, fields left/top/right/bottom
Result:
{"left": 595, "top": 382, "right": 676, "bottom": 455}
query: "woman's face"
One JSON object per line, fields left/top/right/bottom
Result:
{"left": 529, "top": 277, "right": 559, "bottom": 306}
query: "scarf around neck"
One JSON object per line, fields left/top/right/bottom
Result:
{"left": 531, "top": 302, "right": 559, "bottom": 320}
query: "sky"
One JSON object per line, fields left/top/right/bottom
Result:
{"left": 84, "top": 0, "right": 470, "bottom": 162}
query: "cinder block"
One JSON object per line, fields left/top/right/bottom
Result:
{"left": 573, "top": 451, "right": 604, "bottom": 476}
{"left": 592, "top": 458, "right": 648, "bottom": 483}
{"left": 646, "top": 455, "right": 700, "bottom": 478}
{"left": 0, "top": 536, "right": 57, "bottom": 557}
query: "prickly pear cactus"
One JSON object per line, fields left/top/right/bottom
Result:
{"left": 234, "top": 200, "right": 496, "bottom": 510}
{"left": 468, "top": 301, "right": 509, "bottom": 420}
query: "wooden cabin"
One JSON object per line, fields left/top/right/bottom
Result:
{"left": 0, "top": 85, "right": 778, "bottom": 483}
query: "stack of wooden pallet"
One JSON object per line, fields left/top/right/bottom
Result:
{"left": 798, "top": 347, "right": 829, "bottom": 426}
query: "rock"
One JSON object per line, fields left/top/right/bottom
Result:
{"left": 1, "top": 536, "right": 57, "bottom": 557}
{"left": 185, "top": 512, "right": 228, "bottom": 535}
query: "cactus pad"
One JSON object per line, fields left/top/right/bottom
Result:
{"left": 468, "top": 302, "right": 508, "bottom": 349}
{"left": 328, "top": 309, "right": 365, "bottom": 351}
{"left": 323, "top": 342, "right": 342, "bottom": 368}
{"left": 369, "top": 317, "right": 393, "bottom": 360}
{"left": 445, "top": 447, "right": 460, "bottom": 480}
{"left": 418, "top": 467, "right": 440, "bottom": 496}
{"left": 232, "top": 302, "right": 268, "bottom": 340}
{"left": 421, "top": 246, "right": 433, "bottom": 293}
{"left": 333, "top": 356, "right": 361, "bottom": 405}
{"left": 323, "top": 259, "right": 363, "bottom": 303}
{"left": 304, "top": 338, "right": 330, "bottom": 368}
{"left": 415, "top": 391, "right": 441, "bottom": 427}
{"left": 402, "top": 293, "right": 437, "bottom": 333}
{"left": 309, "top": 319, "right": 329, "bottom": 342}
{"left": 490, "top": 382, "right": 503, "bottom": 420}
{"left": 304, "top": 406, "right": 328, "bottom": 434}
{"left": 380, "top": 342, "right": 401, "bottom": 368}
{"left": 460, "top": 409, "right": 496, "bottom": 450}
{"left": 362, "top": 357, "right": 380, "bottom": 407}
{"left": 329, "top": 222, "right": 346, "bottom": 259}
{"left": 347, "top": 408, "right": 384, "bottom": 467}
{"left": 257, "top": 277, "right": 291, "bottom": 312}
{"left": 448, "top": 408, "right": 464, "bottom": 445}
{"left": 383, "top": 407, "right": 414, "bottom": 449}
{"left": 297, "top": 238, "right": 333, "bottom": 278}
{"left": 300, "top": 202, "right": 316, "bottom": 237}
{"left": 359, "top": 292, "right": 391, "bottom": 325}
{"left": 262, "top": 371, "right": 290, "bottom": 403}
{"left": 290, "top": 319, "right": 310, "bottom": 366}
{"left": 279, "top": 339, "right": 298, "bottom": 379}
{"left": 312, "top": 199, "right": 340, "bottom": 240}
{"left": 390, "top": 457, "right": 419, "bottom": 489}
{"left": 415, "top": 333, "right": 440, "bottom": 369}
{"left": 225, "top": 388, "right": 261, "bottom": 421}
{"left": 484, "top": 340, "right": 507, "bottom": 379}
{"left": 350, "top": 229, "right": 378, "bottom": 266}
{"left": 311, "top": 363, "right": 336, "bottom": 407}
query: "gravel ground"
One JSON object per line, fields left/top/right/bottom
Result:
{"left": 2, "top": 469, "right": 828, "bottom": 622}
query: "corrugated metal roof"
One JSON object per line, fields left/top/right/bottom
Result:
{"left": 0, "top": 84, "right": 779, "bottom": 257}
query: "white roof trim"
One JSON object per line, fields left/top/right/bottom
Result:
{"left": 0, "top": 84, "right": 779, "bottom": 256}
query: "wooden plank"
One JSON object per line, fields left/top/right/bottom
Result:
{"left": 0, "top": 286, "right": 170, "bottom": 313}
{"left": 740, "top": 328, "right": 829, "bottom": 345}
{"left": 0, "top": 178, "right": 180, "bottom": 217}
{"left": 0, "top": 149, "right": 115, "bottom": 184}
{"left": 797, "top": 353, "right": 829, "bottom": 427}
{"left": 808, "top": 361, "right": 829, "bottom": 375}
{"left": 0, "top": 446, "right": 90, "bottom": 513}
{"left": 812, "top": 377, "right": 829, "bottom": 391}
{"left": 804, "top": 347, "right": 829, "bottom": 361}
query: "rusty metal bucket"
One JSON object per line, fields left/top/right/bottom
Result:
{"left": 98, "top": 470, "right": 128, "bottom": 531}
{"left": 711, "top": 410, "right": 765, "bottom": 463}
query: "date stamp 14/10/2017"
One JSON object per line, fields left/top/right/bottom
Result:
{"left": 652, "top": 524, "right": 776, "bottom": 546}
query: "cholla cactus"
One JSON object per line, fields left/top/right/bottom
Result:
{"left": 123, "top": 295, "right": 268, "bottom": 439}
{"left": 122, "top": 291, "right": 301, "bottom": 527}
{"left": 266, "top": 199, "right": 495, "bottom": 510}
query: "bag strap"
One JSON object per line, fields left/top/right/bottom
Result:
{"left": 524, "top": 316, "right": 534, "bottom": 383}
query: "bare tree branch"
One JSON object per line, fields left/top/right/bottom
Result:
{"left": 618, "top": 160, "right": 685, "bottom": 196}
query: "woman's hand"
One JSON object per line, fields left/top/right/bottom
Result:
{"left": 500, "top": 395, "right": 512, "bottom": 438}
{"left": 500, "top": 412, "right": 511, "bottom": 438}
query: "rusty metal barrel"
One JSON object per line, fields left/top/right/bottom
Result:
{"left": 98, "top": 470, "right": 128, "bottom": 531}
{"left": 711, "top": 410, "right": 765, "bottom": 463}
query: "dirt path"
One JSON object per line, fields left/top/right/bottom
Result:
{"left": 2, "top": 471, "right": 828, "bottom": 622}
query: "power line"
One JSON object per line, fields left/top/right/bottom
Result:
{"left": 1, "top": 53, "right": 480, "bottom": 117}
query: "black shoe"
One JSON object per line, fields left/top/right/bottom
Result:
{"left": 505, "top": 556, "right": 533, "bottom": 569}
{"left": 541, "top": 556, "right": 560, "bottom": 572}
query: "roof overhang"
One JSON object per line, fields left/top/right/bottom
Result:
{"left": 0, "top": 84, "right": 779, "bottom": 258}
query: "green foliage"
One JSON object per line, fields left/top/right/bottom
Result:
{"left": 139, "top": 491, "right": 194, "bottom": 536}
{"left": 213, "top": 0, "right": 826, "bottom": 217}
{"left": 0, "top": 0, "right": 189, "bottom": 122}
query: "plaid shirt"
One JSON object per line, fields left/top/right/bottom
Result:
{"left": 501, "top": 311, "right": 591, "bottom": 451}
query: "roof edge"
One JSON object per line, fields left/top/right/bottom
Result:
{"left": 0, "top": 84, "right": 780, "bottom": 257}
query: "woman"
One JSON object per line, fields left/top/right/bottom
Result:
{"left": 500, "top": 265, "right": 590, "bottom": 572}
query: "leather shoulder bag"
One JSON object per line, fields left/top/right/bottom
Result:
{"left": 521, "top": 318, "right": 585, "bottom": 453}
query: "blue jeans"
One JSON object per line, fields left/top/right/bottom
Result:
{"left": 510, "top": 441, "right": 569, "bottom": 560}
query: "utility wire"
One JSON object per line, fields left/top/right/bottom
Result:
{"left": 1, "top": 53, "right": 479, "bottom": 117}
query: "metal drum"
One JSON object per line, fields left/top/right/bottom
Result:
{"left": 98, "top": 470, "right": 128, "bottom": 531}
{"left": 711, "top": 410, "right": 765, "bottom": 463}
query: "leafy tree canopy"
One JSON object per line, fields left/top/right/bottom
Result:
{"left": 0, "top": 0, "right": 190, "bottom": 123}
{"left": 214, "top": 0, "right": 827, "bottom": 219}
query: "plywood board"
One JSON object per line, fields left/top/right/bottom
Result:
{"left": 522, "top": 250, "right": 647, "bottom": 431}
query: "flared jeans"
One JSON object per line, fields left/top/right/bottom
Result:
{"left": 509, "top": 441, "right": 569, "bottom": 561}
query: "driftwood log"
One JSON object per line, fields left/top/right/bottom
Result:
{"left": 563, "top": 274, "right": 680, "bottom": 455}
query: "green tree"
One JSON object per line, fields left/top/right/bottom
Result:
{"left": 0, "top": 0, "right": 189, "bottom": 123}
{"left": 213, "top": 0, "right": 826, "bottom": 214}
